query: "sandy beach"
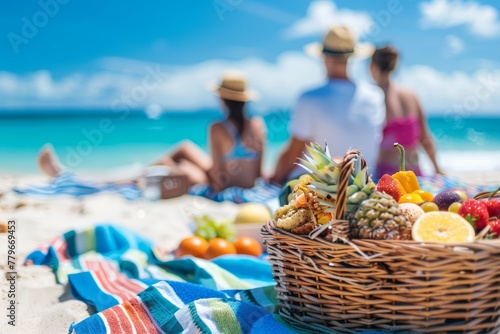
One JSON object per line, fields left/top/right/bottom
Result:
{"left": 1, "top": 170, "right": 500, "bottom": 333}
{"left": 0, "top": 174, "right": 241, "bottom": 334}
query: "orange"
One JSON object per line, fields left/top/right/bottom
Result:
{"left": 205, "top": 238, "right": 237, "bottom": 259}
{"left": 398, "top": 193, "right": 424, "bottom": 204}
{"left": 233, "top": 236, "right": 262, "bottom": 257}
{"left": 411, "top": 189, "right": 434, "bottom": 202}
{"left": 412, "top": 212, "right": 475, "bottom": 243}
{"left": 174, "top": 236, "right": 209, "bottom": 258}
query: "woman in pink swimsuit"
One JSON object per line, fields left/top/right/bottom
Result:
{"left": 370, "top": 46, "right": 442, "bottom": 177}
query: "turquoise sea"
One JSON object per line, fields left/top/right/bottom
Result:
{"left": 1, "top": 110, "right": 500, "bottom": 175}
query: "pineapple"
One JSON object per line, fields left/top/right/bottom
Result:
{"left": 274, "top": 143, "right": 375, "bottom": 237}
{"left": 351, "top": 191, "right": 412, "bottom": 240}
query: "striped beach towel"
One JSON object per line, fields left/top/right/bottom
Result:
{"left": 188, "top": 178, "right": 281, "bottom": 204}
{"left": 14, "top": 172, "right": 141, "bottom": 200}
{"left": 68, "top": 281, "right": 301, "bottom": 334}
{"left": 417, "top": 175, "right": 497, "bottom": 197}
{"left": 26, "top": 225, "right": 306, "bottom": 333}
{"left": 14, "top": 172, "right": 281, "bottom": 207}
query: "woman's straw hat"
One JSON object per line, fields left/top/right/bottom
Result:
{"left": 207, "top": 73, "right": 258, "bottom": 102}
{"left": 304, "top": 25, "right": 374, "bottom": 59}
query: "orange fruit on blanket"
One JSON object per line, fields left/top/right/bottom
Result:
{"left": 233, "top": 236, "right": 262, "bottom": 257}
{"left": 174, "top": 236, "right": 209, "bottom": 258}
{"left": 205, "top": 238, "right": 237, "bottom": 259}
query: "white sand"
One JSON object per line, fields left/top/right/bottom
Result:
{"left": 0, "top": 174, "right": 241, "bottom": 334}
{"left": 1, "top": 172, "right": 499, "bottom": 333}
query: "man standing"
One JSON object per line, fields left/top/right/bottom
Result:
{"left": 272, "top": 25, "right": 385, "bottom": 183}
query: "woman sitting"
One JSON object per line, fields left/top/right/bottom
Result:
{"left": 38, "top": 73, "right": 267, "bottom": 199}
{"left": 370, "top": 46, "right": 442, "bottom": 177}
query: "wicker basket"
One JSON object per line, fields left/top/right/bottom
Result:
{"left": 261, "top": 150, "right": 500, "bottom": 333}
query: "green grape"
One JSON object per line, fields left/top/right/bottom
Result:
{"left": 216, "top": 222, "right": 236, "bottom": 242}
{"left": 194, "top": 215, "right": 236, "bottom": 242}
{"left": 194, "top": 227, "right": 209, "bottom": 240}
{"left": 420, "top": 202, "right": 439, "bottom": 213}
{"left": 448, "top": 202, "right": 462, "bottom": 213}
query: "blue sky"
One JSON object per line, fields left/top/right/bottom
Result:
{"left": 1, "top": 0, "right": 500, "bottom": 114}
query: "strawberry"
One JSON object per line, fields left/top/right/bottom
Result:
{"left": 487, "top": 218, "right": 500, "bottom": 238}
{"left": 485, "top": 199, "right": 500, "bottom": 218}
{"left": 376, "top": 174, "right": 403, "bottom": 201}
{"left": 457, "top": 199, "right": 489, "bottom": 232}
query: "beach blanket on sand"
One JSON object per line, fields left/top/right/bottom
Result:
{"left": 188, "top": 178, "right": 281, "bottom": 205}
{"left": 417, "top": 175, "right": 497, "bottom": 196}
{"left": 25, "top": 224, "right": 306, "bottom": 334}
{"left": 14, "top": 172, "right": 281, "bottom": 206}
{"left": 13, "top": 172, "right": 142, "bottom": 200}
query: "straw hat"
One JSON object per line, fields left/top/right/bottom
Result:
{"left": 207, "top": 73, "right": 258, "bottom": 102}
{"left": 305, "top": 25, "right": 374, "bottom": 59}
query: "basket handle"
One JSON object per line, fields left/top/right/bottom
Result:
{"left": 474, "top": 186, "right": 500, "bottom": 200}
{"left": 335, "top": 149, "right": 366, "bottom": 220}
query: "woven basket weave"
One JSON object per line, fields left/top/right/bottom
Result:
{"left": 261, "top": 150, "right": 500, "bottom": 333}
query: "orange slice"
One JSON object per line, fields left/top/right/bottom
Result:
{"left": 412, "top": 212, "right": 475, "bottom": 243}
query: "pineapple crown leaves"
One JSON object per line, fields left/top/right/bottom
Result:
{"left": 296, "top": 142, "right": 339, "bottom": 184}
{"left": 352, "top": 166, "right": 368, "bottom": 188}
{"left": 306, "top": 142, "right": 335, "bottom": 169}
{"left": 353, "top": 154, "right": 362, "bottom": 176}
{"left": 317, "top": 198, "right": 337, "bottom": 210}
{"left": 307, "top": 181, "right": 339, "bottom": 193}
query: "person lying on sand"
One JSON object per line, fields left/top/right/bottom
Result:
{"left": 38, "top": 73, "right": 267, "bottom": 194}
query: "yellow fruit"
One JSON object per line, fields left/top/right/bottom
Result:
{"left": 234, "top": 203, "right": 272, "bottom": 224}
{"left": 398, "top": 193, "right": 424, "bottom": 204}
{"left": 412, "top": 212, "right": 475, "bottom": 243}
{"left": 411, "top": 189, "right": 434, "bottom": 202}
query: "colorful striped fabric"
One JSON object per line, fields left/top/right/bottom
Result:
{"left": 14, "top": 171, "right": 141, "bottom": 200}
{"left": 69, "top": 281, "right": 299, "bottom": 334}
{"left": 26, "top": 225, "right": 308, "bottom": 333}
{"left": 14, "top": 172, "right": 282, "bottom": 208}
{"left": 417, "top": 174, "right": 497, "bottom": 197}
{"left": 188, "top": 178, "right": 281, "bottom": 205}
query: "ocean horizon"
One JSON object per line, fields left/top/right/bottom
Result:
{"left": 2, "top": 109, "right": 500, "bottom": 176}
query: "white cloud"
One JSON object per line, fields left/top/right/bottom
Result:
{"left": 396, "top": 65, "right": 500, "bottom": 114}
{"left": 282, "top": 0, "right": 373, "bottom": 39}
{"left": 239, "top": 1, "right": 297, "bottom": 24}
{"left": 1, "top": 54, "right": 499, "bottom": 116}
{"left": 0, "top": 53, "right": 324, "bottom": 112}
{"left": 419, "top": 0, "right": 500, "bottom": 38}
{"left": 444, "top": 34, "right": 465, "bottom": 56}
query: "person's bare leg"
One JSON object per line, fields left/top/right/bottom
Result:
{"left": 169, "top": 140, "right": 212, "bottom": 172}
{"left": 176, "top": 159, "right": 210, "bottom": 186}
{"left": 37, "top": 146, "right": 63, "bottom": 177}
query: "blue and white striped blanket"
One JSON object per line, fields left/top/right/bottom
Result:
{"left": 14, "top": 172, "right": 281, "bottom": 206}
{"left": 14, "top": 172, "right": 142, "bottom": 200}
